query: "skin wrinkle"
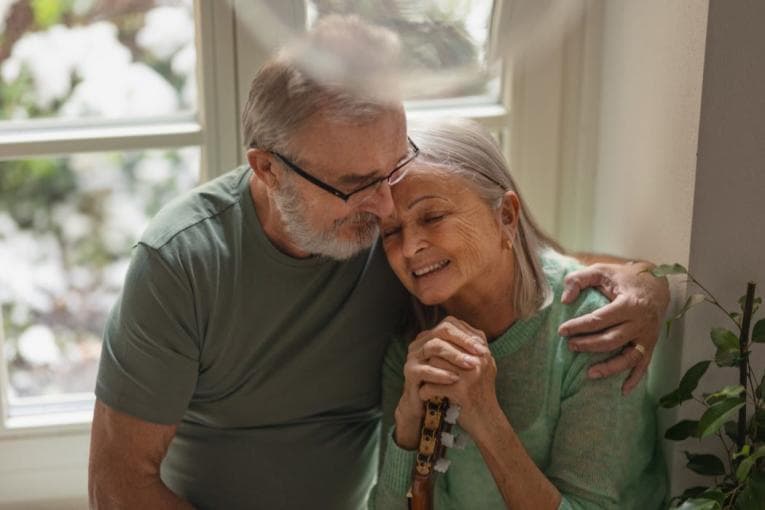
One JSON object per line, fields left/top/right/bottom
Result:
{"left": 249, "top": 108, "right": 408, "bottom": 260}
{"left": 382, "top": 167, "right": 518, "bottom": 338}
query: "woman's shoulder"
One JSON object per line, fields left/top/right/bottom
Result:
{"left": 539, "top": 249, "right": 609, "bottom": 322}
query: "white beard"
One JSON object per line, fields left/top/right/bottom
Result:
{"left": 271, "top": 176, "right": 379, "bottom": 260}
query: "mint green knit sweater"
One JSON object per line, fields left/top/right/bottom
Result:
{"left": 370, "top": 251, "right": 667, "bottom": 509}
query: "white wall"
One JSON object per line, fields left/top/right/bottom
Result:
{"left": 590, "top": 1, "right": 707, "bottom": 264}
{"left": 574, "top": 0, "right": 765, "bottom": 496}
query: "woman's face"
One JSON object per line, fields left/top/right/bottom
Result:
{"left": 380, "top": 165, "right": 507, "bottom": 306}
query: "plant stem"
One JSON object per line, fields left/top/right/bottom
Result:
{"left": 687, "top": 274, "right": 741, "bottom": 329}
{"left": 717, "top": 431, "right": 733, "bottom": 471}
{"left": 736, "top": 282, "right": 757, "bottom": 453}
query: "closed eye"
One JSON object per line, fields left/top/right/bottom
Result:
{"left": 423, "top": 214, "right": 445, "bottom": 224}
{"left": 382, "top": 226, "right": 401, "bottom": 239}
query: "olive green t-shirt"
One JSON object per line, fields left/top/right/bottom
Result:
{"left": 96, "top": 166, "right": 410, "bottom": 509}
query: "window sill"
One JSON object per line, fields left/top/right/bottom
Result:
{"left": 1, "top": 395, "right": 93, "bottom": 439}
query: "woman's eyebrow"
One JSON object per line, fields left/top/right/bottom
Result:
{"left": 407, "top": 195, "right": 447, "bottom": 210}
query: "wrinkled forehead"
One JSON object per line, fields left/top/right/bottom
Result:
{"left": 291, "top": 108, "right": 407, "bottom": 162}
{"left": 383, "top": 164, "right": 470, "bottom": 218}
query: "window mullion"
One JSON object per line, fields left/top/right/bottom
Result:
{"left": 0, "top": 122, "right": 202, "bottom": 160}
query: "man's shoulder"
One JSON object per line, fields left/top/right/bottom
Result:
{"left": 140, "top": 166, "right": 251, "bottom": 250}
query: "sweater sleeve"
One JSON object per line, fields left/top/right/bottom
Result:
{"left": 548, "top": 291, "right": 665, "bottom": 510}
{"left": 369, "top": 337, "right": 416, "bottom": 510}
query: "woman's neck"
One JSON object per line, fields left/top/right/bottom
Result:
{"left": 442, "top": 253, "right": 517, "bottom": 341}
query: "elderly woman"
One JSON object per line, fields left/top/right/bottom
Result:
{"left": 371, "top": 119, "right": 667, "bottom": 509}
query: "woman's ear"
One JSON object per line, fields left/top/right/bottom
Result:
{"left": 501, "top": 191, "right": 521, "bottom": 232}
{"left": 246, "top": 148, "right": 280, "bottom": 189}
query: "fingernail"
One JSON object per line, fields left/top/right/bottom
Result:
{"left": 568, "top": 343, "right": 578, "bottom": 352}
{"left": 471, "top": 337, "right": 487, "bottom": 353}
{"left": 463, "top": 355, "right": 480, "bottom": 367}
{"left": 449, "top": 372, "right": 459, "bottom": 382}
{"left": 588, "top": 371, "right": 602, "bottom": 379}
{"left": 559, "top": 326, "right": 569, "bottom": 336}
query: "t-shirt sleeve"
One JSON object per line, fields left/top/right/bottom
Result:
{"left": 95, "top": 242, "right": 200, "bottom": 424}
{"left": 547, "top": 290, "right": 665, "bottom": 509}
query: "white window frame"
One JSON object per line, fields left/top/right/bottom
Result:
{"left": 0, "top": 0, "right": 239, "bottom": 503}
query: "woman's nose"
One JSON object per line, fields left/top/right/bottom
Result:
{"left": 401, "top": 228, "right": 427, "bottom": 258}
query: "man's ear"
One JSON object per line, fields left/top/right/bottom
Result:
{"left": 247, "top": 148, "right": 280, "bottom": 189}
{"left": 500, "top": 190, "right": 521, "bottom": 236}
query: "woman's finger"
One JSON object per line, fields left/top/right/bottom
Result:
{"left": 420, "top": 337, "right": 481, "bottom": 369}
{"left": 431, "top": 319, "right": 489, "bottom": 354}
{"left": 408, "top": 363, "right": 460, "bottom": 386}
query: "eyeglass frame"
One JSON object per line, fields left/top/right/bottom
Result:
{"left": 267, "top": 137, "right": 420, "bottom": 203}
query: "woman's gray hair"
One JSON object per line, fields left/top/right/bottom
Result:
{"left": 409, "top": 118, "right": 563, "bottom": 319}
{"left": 241, "top": 15, "right": 402, "bottom": 153}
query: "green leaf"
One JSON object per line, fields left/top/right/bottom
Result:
{"left": 660, "top": 360, "right": 712, "bottom": 408}
{"left": 734, "top": 445, "right": 752, "bottom": 461}
{"left": 673, "top": 294, "right": 708, "bottom": 321}
{"left": 680, "top": 360, "right": 713, "bottom": 395}
{"left": 711, "top": 327, "right": 740, "bottom": 350}
{"left": 698, "top": 397, "right": 746, "bottom": 438}
{"left": 666, "top": 420, "right": 700, "bottom": 441}
{"left": 700, "top": 490, "right": 726, "bottom": 505}
{"left": 651, "top": 263, "right": 688, "bottom": 277}
{"left": 734, "top": 471, "right": 765, "bottom": 510}
{"left": 660, "top": 389, "right": 687, "bottom": 408}
{"left": 705, "top": 385, "right": 745, "bottom": 405}
{"left": 752, "top": 319, "right": 765, "bottom": 343}
{"left": 715, "top": 348, "right": 742, "bottom": 367}
{"left": 685, "top": 451, "right": 727, "bottom": 476}
{"left": 739, "top": 295, "right": 762, "bottom": 317}
{"left": 724, "top": 420, "right": 739, "bottom": 442}
{"left": 752, "top": 408, "right": 765, "bottom": 442}
{"left": 677, "top": 497, "right": 722, "bottom": 510}
{"left": 736, "top": 445, "right": 765, "bottom": 482}
{"left": 711, "top": 327, "right": 742, "bottom": 366}
{"left": 677, "top": 486, "right": 710, "bottom": 502}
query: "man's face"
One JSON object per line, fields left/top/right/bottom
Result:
{"left": 271, "top": 108, "right": 409, "bottom": 260}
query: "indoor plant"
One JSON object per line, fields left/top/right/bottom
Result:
{"left": 652, "top": 264, "right": 764, "bottom": 510}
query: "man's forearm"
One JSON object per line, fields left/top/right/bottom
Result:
{"left": 90, "top": 475, "right": 195, "bottom": 509}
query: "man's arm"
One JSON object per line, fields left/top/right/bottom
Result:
{"left": 561, "top": 254, "right": 670, "bottom": 394}
{"left": 89, "top": 400, "right": 195, "bottom": 509}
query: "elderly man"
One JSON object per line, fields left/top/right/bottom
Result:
{"left": 88, "top": 16, "right": 667, "bottom": 510}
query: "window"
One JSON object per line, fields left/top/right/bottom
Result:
{"left": 0, "top": 0, "right": 241, "bottom": 432}
{"left": 305, "top": 0, "right": 500, "bottom": 105}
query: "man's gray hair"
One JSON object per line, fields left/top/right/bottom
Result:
{"left": 241, "top": 15, "right": 402, "bottom": 153}
{"left": 409, "top": 118, "right": 563, "bottom": 319}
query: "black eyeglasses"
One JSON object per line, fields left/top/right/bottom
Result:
{"left": 270, "top": 137, "right": 420, "bottom": 206}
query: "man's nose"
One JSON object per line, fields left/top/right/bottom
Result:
{"left": 359, "top": 182, "right": 395, "bottom": 218}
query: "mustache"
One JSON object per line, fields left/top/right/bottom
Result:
{"left": 334, "top": 212, "right": 378, "bottom": 228}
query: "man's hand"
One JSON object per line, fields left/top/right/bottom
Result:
{"left": 557, "top": 261, "right": 670, "bottom": 395}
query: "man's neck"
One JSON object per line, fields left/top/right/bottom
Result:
{"left": 249, "top": 174, "right": 313, "bottom": 259}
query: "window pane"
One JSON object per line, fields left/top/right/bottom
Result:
{"left": 0, "top": 0, "right": 196, "bottom": 122}
{"left": 0, "top": 147, "right": 200, "bottom": 402}
{"left": 306, "top": 0, "right": 499, "bottom": 102}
